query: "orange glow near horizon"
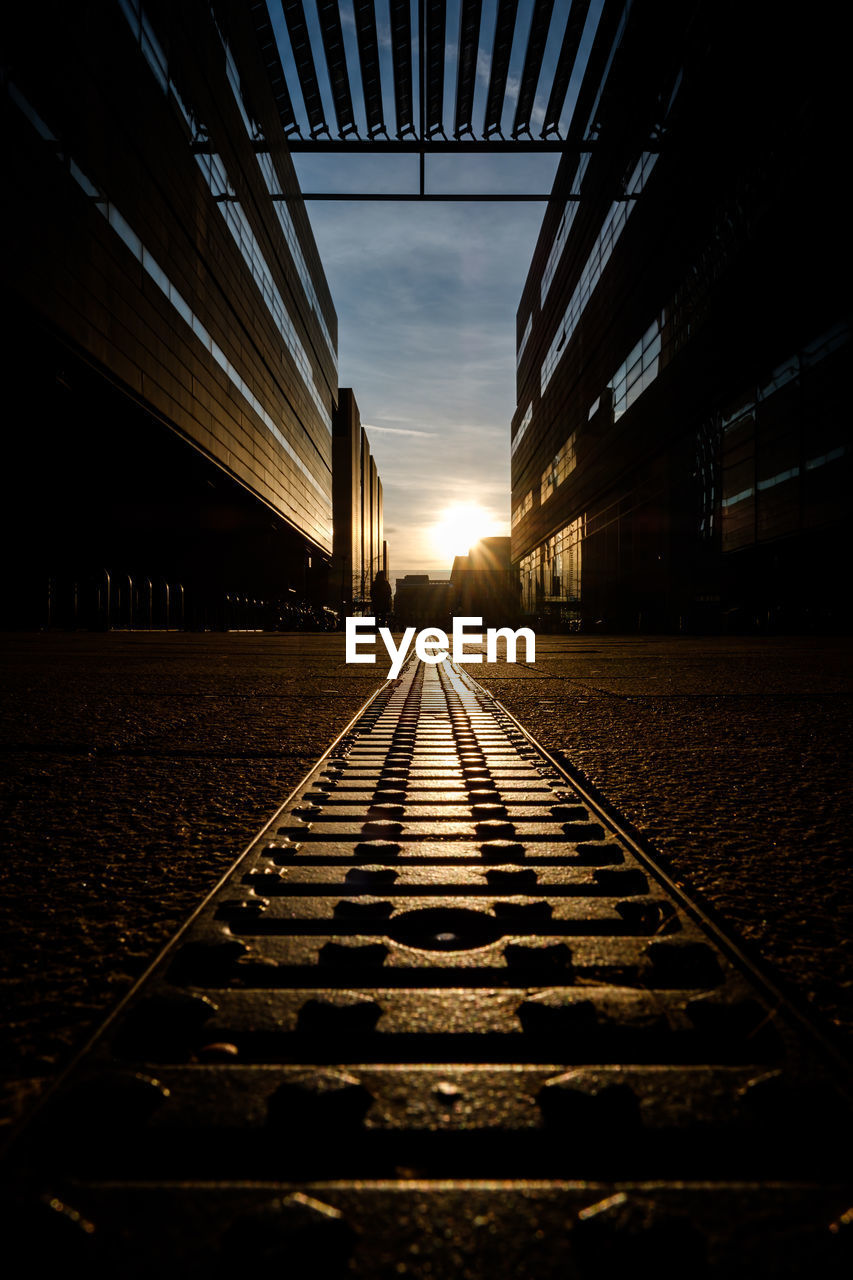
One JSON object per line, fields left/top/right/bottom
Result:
{"left": 430, "top": 502, "right": 504, "bottom": 565}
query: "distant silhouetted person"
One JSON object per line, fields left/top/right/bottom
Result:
{"left": 371, "top": 570, "right": 392, "bottom": 625}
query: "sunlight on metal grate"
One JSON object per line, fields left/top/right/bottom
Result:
{"left": 4, "top": 658, "right": 852, "bottom": 1277}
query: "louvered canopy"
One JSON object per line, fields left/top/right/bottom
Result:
{"left": 255, "top": 1, "right": 622, "bottom": 145}
{"left": 248, "top": 1, "right": 658, "bottom": 198}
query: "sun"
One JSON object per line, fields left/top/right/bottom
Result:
{"left": 431, "top": 502, "right": 503, "bottom": 565}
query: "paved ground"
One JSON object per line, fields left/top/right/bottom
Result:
{"left": 1, "top": 631, "right": 851, "bottom": 1132}
{"left": 474, "top": 635, "right": 853, "bottom": 1047}
{"left": 0, "top": 632, "right": 385, "bottom": 1128}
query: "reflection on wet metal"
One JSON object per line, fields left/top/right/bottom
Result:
{"left": 5, "top": 659, "right": 853, "bottom": 1275}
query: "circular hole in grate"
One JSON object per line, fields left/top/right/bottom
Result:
{"left": 387, "top": 907, "right": 503, "bottom": 951}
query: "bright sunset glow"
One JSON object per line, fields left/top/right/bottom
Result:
{"left": 430, "top": 502, "right": 503, "bottom": 565}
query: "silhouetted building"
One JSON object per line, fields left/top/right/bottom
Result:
{"left": 512, "top": 0, "right": 850, "bottom": 632}
{"left": 1, "top": 0, "right": 338, "bottom": 628}
{"left": 331, "top": 389, "right": 386, "bottom": 614}
{"left": 450, "top": 537, "right": 518, "bottom": 626}
{"left": 394, "top": 577, "right": 454, "bottom": 630}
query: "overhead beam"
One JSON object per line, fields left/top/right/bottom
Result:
{"left": 512, "top": 0, "right": 555, "bottom": 138}
{"left": 285, "top": 138, "right": 579, "bottom": 153}
{"left": 541, "top": 0, "right": 592, "bottom": 138}
{"left": 352, "top": 0, "right": 386, "bottom": 139}
{"left": 564, "top": 0, "right": 625, "bottom": 143}
{"left": 280, "top": 0, "right": 329, "bottom": 139}
{"left": 454, "top": 0, "right": 482, "bottom": 139}
{"left": 483, "top": 0, "right": 519, "bottom": 137}
{"left": 248, "top": 0, "right": 301, "bottom": 137}
{"left": 316, "top": 0, "right": 358, "bottom": 137}
{"left": 300, "top": 192, "right": 560, "bottom": 201}
{"left": 389, "top": 0, "right": 415, "bottom": 137}
{"left": 425, "top": 0, "right": 447, "bottom": 139}
{"left": 266, "top": 190, "right": 638, "bottom": 199}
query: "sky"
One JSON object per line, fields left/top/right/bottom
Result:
{"left": 269, "top": 0, "right": 602, "bottom": 578}
{"left": 296, "top": 171, "right": 554, "bottom": 578}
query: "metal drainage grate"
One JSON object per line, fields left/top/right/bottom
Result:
{"left": 3, "top": 659, "right": 852, "bottom": 1277}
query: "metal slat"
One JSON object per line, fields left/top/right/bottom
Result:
{"left": 248, "top": 0, "right": 301, "bottom": 137}
{"left": 454, "top": 0, "right": 482, "bottom": 139}
{"left": 389, "top": 0, "right": 415, "bottom": 138}
{"left": 511, "top": 0, "right": 555, "bottom": 139}
{"left": 540, "top": 0, "right": 592, "bottom": 138}
{"left": 316, "top": 0, "right": 358, "bottom": 137}
{"left": 285, "top": 137, "right": 573, "bottom": 152}
{"left": 483, "top": 0, "right": 519, "bottom": 137}
{"left": 280, "top": 0, "right": 330, "bottom": 139}
{"left": 563, "top": 0, "right": 625, "bottom": 143}
{"left": 425, "top": 0, "right": 447, "bottom": 139}
{"left": 352, "top": 0, "right": 387, "bottom": 139}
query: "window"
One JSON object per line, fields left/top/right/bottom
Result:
{"left": 608, "top": 315, "right": 664, "bottom": 420}
{"left": 541, "top": 150, "right": 658, "bottom": 397}
{"left": 511, "top": 489, "right": 533, "bottom": 527}
{"left": 511, "top": 403, "right": 533, "bottom": 456}
{"left": 541, "top": 432, "right": 577, "bottom": 503}
{"left": 516, "top": 314, "right": 533, "bottom": 368}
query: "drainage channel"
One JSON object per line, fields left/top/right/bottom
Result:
{"left": 4, "top": 659, "right": 852, "bottom": 1277}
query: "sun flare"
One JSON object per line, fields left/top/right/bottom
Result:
{"left": 431, "top": 502, "right": 503, "bottom": 565}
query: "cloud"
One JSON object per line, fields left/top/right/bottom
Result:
{"left": 299, "top": 177, "right": 549, "bottom": 573}
{"left": 364, "top": 424, "right": 437, "bottom": 437}
{"left": 476, "top": 48, "right": 492, "bottom": 85}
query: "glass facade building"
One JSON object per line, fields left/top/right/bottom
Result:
{"left": 0, "top": 0, "right": 344, "bottom": 627}
{"left": 511, "top": 0, "right": 850, "bottom": 631}
{"left": 331, "top": 389, "right": 385, "bottom": 615}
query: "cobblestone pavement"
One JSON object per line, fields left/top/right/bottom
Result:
{"left": 0, "top": 632, "right": 384, "bottom": 1128}
{"left": 474, "top": 635, "right": 853, "bottom": 1050}
{"left": 1, "top": 632, "right": 851, "bottom": 1132}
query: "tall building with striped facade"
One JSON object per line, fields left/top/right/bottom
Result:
{"left": 511, "top": 0, "right": 849, "bottom": 632}
{"left": 1, "top": 0, "right": 352, "bottom": 627}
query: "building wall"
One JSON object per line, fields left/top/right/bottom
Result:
{"left": 359, "top": 428, "right": 371, "bottom": 606}
{"left": 450, "top": 538, "right": 518, "bottom": 627}
{"left": 330, "top": 389, "right": 385, "bottom": 614}
{"left": 0, "top": 0, "right": 338, "bottom": 624}
{"left": 511, "top": 0, "right": 850, "bottom": 631}
{"left": 331, "top": 388, "right": 360, "bottom": 613}
{"left": 366, "top": 460, "right": 376, "bottom": 588}
{"left": 395, "top": 578, "right": 454, "bottom": 630}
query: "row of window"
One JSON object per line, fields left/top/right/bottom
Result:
{"left": 722, "top": 323, "right": 850, "bottom": 433}
{"left": 723, "top": 451, "right": 845, "bottom": 510}
{"left": 519, "top": 3, "right": 630, "bottom": 373}
{"left": 510, "top": 402, "right": 533, "bottom": 457}
{"left": 6, "top": 79, "right": 333, "bottom": 549}
{"left": 607, "top": 313, "right": 664, "bottom": 422}
{"left": 511, "top": 489, "right": 533, "bottom": 528}
{"left": 719, "top": 323, "right": 849, "bottom": 551}
{"left": 193, "top": 150, "right": 329, "bottom": 426}
{"left": 541, "top": 149, "right": 658, "bottom": 398}
{"left": 118, "top": 0, "right": 332, "bottom": 432}
{"left": 535, "top": 0, "right": 639, "bottom": 315}
{"left": 518, "top": 516, "right": 583, "bottom": 613}
{"left": 515, "top": 312, "right": 664, "bottom": 526}
{"left": 219, "top": 31, "right": 338, "bottom": 372}
{"left": 516, "top": 314, "right": 532, "bottom": 370}
{"left": 539, "top": 150, "right": 592, "bottom": 309}
{"left": 541, "top": 431, "right": 577, "bottom": 504}
{"left": 514, "top": 312, "right": 664, "bottom": 521}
